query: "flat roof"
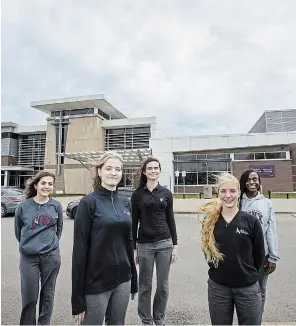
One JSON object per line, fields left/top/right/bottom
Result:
{"left": 30, "top": 94, "right": 127, "bottom": 119}
{"left": 1, "top": 122, "right": 47, "bottom": 134}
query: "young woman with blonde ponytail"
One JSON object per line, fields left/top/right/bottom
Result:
{"left": 199, "top": 173, "right": 265, "bottom": 325}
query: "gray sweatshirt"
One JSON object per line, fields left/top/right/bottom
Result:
{"left": 14, "top": 197, "right": 63, "bottom": 255}
{"left": 240, "top": 193, "right": 279, "bottom": 263}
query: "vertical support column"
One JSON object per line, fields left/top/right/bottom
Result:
{"left": 4, "top": 170, "right": 8, "bottom": 187}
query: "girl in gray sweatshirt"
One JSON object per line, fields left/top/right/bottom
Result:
{"left": 239, "top": 169, "right": 279, "bottom": 314}
{"left": 14, "top": 171, "right": 63, "bottom": 325}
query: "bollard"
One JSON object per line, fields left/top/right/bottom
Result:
{"left": 199, "top": 192, "right": 202, "bottom": 199}
{"left": 286, "top": 193, "right": 289, "bottom": 199}
{"left": 183, "top": 194, "right": 185, "bottom": 199}
{"left": 268, "top": 190, "right": 271, "bottom": 199}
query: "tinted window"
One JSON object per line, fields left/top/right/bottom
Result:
{"left": 255, "top": 152, "right": 265, "bottom": 159}
{"left": 234, "top": 153, "right": 255, "bottom": 160}
{"left": 2, "top": 189, "right": 22, "bottom": 196}
{"left": 265, "top": 152, "right": 286, "bottom": 159}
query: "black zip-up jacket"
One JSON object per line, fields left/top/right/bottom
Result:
{"left": 207, "top": 210, "right": 265, "bottom": 288}
{"left": 71, "top": 186, "right": 138, "bottom": 315}
{"left": 131, "top": 184, "right": 178, "bottom": 249}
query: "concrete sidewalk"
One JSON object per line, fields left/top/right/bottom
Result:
{"left": 54, "top": 196, "right": 296, "bottom": 214}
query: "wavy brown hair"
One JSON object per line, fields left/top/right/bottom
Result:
{"left": 24, "top": 171, "right": 56, "bottom": 199}
{"left": 198, "top": 172, "right": 240, "bottom": 266}
{"left": 92, "top": 152, "right": 123, "bottom": 190}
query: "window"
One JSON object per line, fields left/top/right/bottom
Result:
{"left": 70, "top": 108, "right": 94, "bottom": 116}
{"left": 175, "top": 162, "right": 197, "bottom": 172}
{"left": 207, "top": 161, "right": 228, "bottom": 171}
{"left": 174, "top": 173, "right": 197, "bottom": 185}
{"left": 208, "top": 172, "right": 220, "bottom": 184}
{"left": 234, "top": 153, "right": 255, "bottom": 160}
{"left": 175, "top": 155, "right": 196, "bottom": 162}
{"left": 207, "top": 153, "right": 230, "bottom": 159}
{"left": 133, "top": 127, "right": 150, "bottom": 134}
{"left": 255, "top": 152, "right": 265, "bottom": 160}
{"left": 107, "top": 128, "right": 125, "bottom": 135}
{"left": 1, "top": 132, "right": 18, "bottom": 139}
{"left": 197, "top": 162, "right": 207, "bottom": 172}
{"left": 265, "top": 152, "right": 286, "bottom": 159}
{"left": 196, "top": 154, "right": 207, "bottom": 159}
{"left": 198, "top": 172, "right": 207, "bottom": 185}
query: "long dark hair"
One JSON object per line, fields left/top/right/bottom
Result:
{"left": 136, "top": 157, "right": 161, "bottom": 189}
{"left": 24, "top": 171, "right": 56, "bottom": 199}
{"left": 238, "top": 169, "right": 261, "bottom": 208}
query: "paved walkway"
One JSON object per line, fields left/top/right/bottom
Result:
{"left": 55, "top": 196, "right": 296, "bottom": 214}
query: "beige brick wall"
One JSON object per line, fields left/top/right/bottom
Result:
{"left": 64, "top": 167, "right": 93, "bottom": 194}
{"left": 64, "top": 116, "right": 104, "bottom": 164}
{"left": 44, "top": 122, "right": 56, "bottom": 165}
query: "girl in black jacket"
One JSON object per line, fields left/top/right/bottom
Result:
{"left": 131, "top": 157, "right": 178, "bottom": 325}
{"left": 71, "top": 152, "right": 138, "bottom": 325}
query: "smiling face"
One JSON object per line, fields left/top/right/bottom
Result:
{"left": 35, "top": 176, "right": 54, "bottom": 198}
{"left": 246, "top": 171, "right": 260, "bottom": 193}
{"left": 144, "top": 160, "right": 161, "bottom": 182}
{"left": 218, "top": 181, "right": 240, "bottom": 209}
{"left": 98, "top": 157, "right": 123, "bottom": 188}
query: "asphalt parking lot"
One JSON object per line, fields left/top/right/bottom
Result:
{"left": 2, "top": 214, "right": 296, "bottom": 325}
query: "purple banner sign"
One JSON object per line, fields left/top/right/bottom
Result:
{"left": 249, "top": 165, "right": 275, "bottom": 178}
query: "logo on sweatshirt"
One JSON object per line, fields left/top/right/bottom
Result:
{"left": 247, "top": 209, "right": 263, "bottom": 221}
{"left": 236, "top": 227, "right": 249, "bottom": 235}
{"left": 32, "top": 214, "right": 55, "bottom": 230}
{"left": 160, "top": 197, "right": 164, "bottom": 202}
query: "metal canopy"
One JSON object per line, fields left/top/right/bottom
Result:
{"left": 63, "top": 148, "right": 152, "bottom": 169}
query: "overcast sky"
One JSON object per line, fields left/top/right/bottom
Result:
{"left": 2, "top": 0, "right": 296, "bottom": 137}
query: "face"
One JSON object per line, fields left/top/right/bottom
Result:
{"left": 246, "top": 172, "right": 260, "bottom": 193}
{"left": 35, "top": 176, "right": 54, "bottom": 197}
{"left": 218, "top": 181, "right": 240, "bottom": 209}
{"left": 98, "top": 158, "right": 123, "bottom": 187}
{"left": 144, "top": 161, "right": 161, "bottom": 181}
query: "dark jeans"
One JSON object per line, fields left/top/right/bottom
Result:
{"left": 208, "top": 278, "right": 262, "bottom": 325}
{"left": 19, "top": 248, "right": 61, "bottom": 325}
{"left": 83, "top": 280, "right": 131, "bottom": 325}
{"left": 138, "top": 239, "right": 173, "bottom": 325}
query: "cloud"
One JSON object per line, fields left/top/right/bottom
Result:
{"left": 1, "top": 0, "right": 296, "bottom": 136}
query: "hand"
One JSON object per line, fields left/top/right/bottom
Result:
{"left": 171, "top": 246, "right": 178, "bottom": 264}
{"left": 131, "top": 293, "right": 136, "bottom": 300}
{"left": 134, "top": 249, "right": 139, "bottom": 265}
{"left": 264, "top": 261, "right": 276, "bottom": 274}
{"left": 74, "top": 312, "right": 85, "bottom": 325}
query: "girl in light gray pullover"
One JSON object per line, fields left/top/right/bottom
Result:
{"left": 239, "top": 170, "right": 279, "bottom": 314}
{"left": 14, "top": 171, "right": 63, "bottom": 325}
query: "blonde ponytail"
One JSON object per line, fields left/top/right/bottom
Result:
{"left": 198, "top": 172, "right": 240, "bottom": 266}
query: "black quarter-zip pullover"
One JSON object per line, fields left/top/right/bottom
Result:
{"left": 207, "top": 210, "right": 265, "bottom": 288}
{"left": 131, "top": 184, "right": 178, "bottom": 249}
{"left": 71, "top": 185, "right": 138, "bottom": 315}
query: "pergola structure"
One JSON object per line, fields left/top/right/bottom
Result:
{"left": 63, "top": 148, "right": 152, "bottom": 170}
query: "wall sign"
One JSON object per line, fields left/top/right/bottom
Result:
{"left": 249, "top": 165, "right": 275, "bottom": 178}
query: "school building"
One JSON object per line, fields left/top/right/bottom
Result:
{"left": 1, "top": 95, "right": 296, "bottom": 194}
